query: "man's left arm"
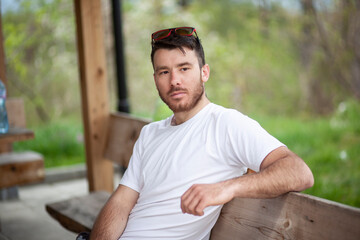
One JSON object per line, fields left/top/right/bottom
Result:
{"left": 180, "top": 146, "right": 314, "bottom": 216}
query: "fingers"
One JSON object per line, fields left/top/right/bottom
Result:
{"left": 181, "top": 184, "right": 207, "bottom": 216}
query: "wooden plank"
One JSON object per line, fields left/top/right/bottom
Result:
{"left": 210, "top": 192, "right": 360, "bottom": 240}
{"left": 104, "top": 113, "right": 149, "bottom": 167}
{"left": 0, "top": 151, "right": 44, "bottom": 188}
{"left": 0, "top": 98, "right": 28, "bottom": 152}
{"left": 46, "top": 190, "right": 360, "bottom": 239}
{"left": 0, "top": 127, "right": 34, "bottom": 145}
{"left": 46, "top": 191, "right": 110, "bottom": 233}
{"left": 74, "top": 0, "right": 113, "bottom": 192}
{"left": 6, "top": 98, "right": 26, "bottom": 128}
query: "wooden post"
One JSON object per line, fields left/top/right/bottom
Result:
{"left": 0, "top": 10, "right": 13, "bottom": 154}
{"left": 74, "top": 0, "right": 114, "bottom": 192}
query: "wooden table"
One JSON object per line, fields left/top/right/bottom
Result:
{"left": 0, "top": 127, "right": 41, "bottom": 200}
{"left": 0, "top": 127, "right": 34, "bottom": 145}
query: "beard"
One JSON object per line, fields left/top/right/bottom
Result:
{"left": 158, "top": 78, "right": 205, "bottom": 113}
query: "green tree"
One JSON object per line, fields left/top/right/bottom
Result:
{"left": 3, "top": 0, "right": 78, "bottom": 125}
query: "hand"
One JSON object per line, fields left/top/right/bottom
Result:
{"left": 180, "top": 181, "right": 235, "bottom": 216}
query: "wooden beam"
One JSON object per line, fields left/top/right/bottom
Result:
{"left": 74, "top": 0, "right": 113, "bottom": 192}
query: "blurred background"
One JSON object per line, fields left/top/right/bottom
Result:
{"left": 1, "top": 0, "right": 359, "bottom": 207}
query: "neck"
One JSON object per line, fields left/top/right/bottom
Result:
{"left": 172, "top": 96, "right": 210, "bottom": 125}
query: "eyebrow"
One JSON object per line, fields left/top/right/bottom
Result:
{"left": 155, "top": 62, "right": 193, "bottom": 72}
{"left": 177, "top": 62, "right": 193, "bottom": 68}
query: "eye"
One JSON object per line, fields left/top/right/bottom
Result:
{"left": 180, "top": 67, "right": 189, "bottom": 72}
{"left": 159, "top": 70, "right": 169, "bottom": 75}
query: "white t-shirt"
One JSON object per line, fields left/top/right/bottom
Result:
{"left": 119, "top": 103, "right": 284, "bottom": 240}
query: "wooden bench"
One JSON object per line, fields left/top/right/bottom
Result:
{"left": 46, "top": 113, "right": 360, "bottom": 239}
{"left": 0, "top": 98, "right": 44, "bottom": 197}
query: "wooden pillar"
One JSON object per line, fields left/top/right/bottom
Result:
{"left": 74, "top": 0, "right": 114, "bottom": 192}
{"left": 0, "top": 10, "right": 12, "bottom": 153}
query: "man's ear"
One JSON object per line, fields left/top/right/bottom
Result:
{"left": 201, "top": 64, "right": 210, "bottom": 83}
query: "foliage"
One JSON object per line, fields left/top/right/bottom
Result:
{"left": 122, "top": 0, "right": 304, "bottom": 117}
{"left": 3, "top": 0, "right": 360, "bottom": 208}
{"left": 298, "top": 0, "right": 360, "bottom": 114}
{"left": 13, "top": 119, "right": 85, "bottom": 168}
{"left": 2, "top": 0, "right": 79, "bottom": 125}
{"left": 252, "top": 100, "right": 360, "bottom": 207}
{"left": 3, "top": 0, "right": 359, "bottom": 120}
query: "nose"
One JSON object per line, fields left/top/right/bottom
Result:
{"left": 170, "top": 71, "right": 181, "bottom": 86}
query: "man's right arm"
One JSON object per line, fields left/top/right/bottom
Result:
{"left": 90, "top": 185, "right": 139, "bottom": 240}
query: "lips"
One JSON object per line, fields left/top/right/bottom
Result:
{"left": 170, "top": 91, "right": 186, "bottom": 98}
{"left": 168, "top": 88, "right": 188, "bottom": 99}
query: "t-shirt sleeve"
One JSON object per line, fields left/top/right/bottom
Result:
{"left": 221, "top": 110, "right": 285, "bottom": 172}
{"left": 119, "top": 128, "right": 145, "bottom": 193}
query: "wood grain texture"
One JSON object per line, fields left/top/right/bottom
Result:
{"left": 210, "top": 192, "right": 360, "bottom": 240}
{"left": 104, "top": 113, "right": 150, "bottom": 167}
{"left": 46, "top": 191, "right": 110, "bottom": 233}
{"left": 46, "top": 190, "right": 360, "bottom": 239}
{"left": 74, "top": 0, "right": 113, "bottom": 192}
{"left": 6, "top": 98, "right": 26, "bottom": 128}
{"left": 0, "top": 127, "right": 34, "bottom": 145}
{"left": 0, "top": 151, "right": 44, "bottom": 188}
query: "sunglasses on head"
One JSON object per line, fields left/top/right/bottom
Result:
{"left": 151, "top": 27, "right": 198, "bottom": 42}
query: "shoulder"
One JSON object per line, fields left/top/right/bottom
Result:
{"left": 139, "top": 116, "right": 171, "bottom": 137}
{"left": 207, "top": 103, "right": 252, "bottom": 124}
{"left": 204, "top": 104, "right": 265, "bottom": 138}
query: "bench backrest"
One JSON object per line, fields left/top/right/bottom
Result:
{"left": 104, "top": 112, "right": 150, "bottom": 167}
{"left": 101, "top": 113, "right": 360, "bottom": 240}
{"left": 210, "top": 192, "right": 360, "bottom": 240}
{"left": 6, "top": 98, "right": 26, "bottom": 128}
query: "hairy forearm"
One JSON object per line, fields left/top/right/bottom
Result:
{"left": 181, "top": 148, "right": 314, "bottom": 216}
{"left": 230, "top": 152, "right": 314, "bottom": 199}
{"left": 90, "top": 185, "right": 139, "bottom": 240}
{"left": 90, "top": 200, "right": 128, "bottom": 240}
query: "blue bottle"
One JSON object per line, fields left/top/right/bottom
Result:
{"left": 0, "top": 79, "right": 9, "bottom": 134}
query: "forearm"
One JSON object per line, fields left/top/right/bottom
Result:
{"left": 229, "top": 152, "right": 314, "bottom": 199}
{"left": 181, "top": 147, "right": 314, "bottom": 216}
{"left": 90, "top": 185, "right": 139, "bottom": 240}
{"left": 90, "top": 199, "right": 129, "bottom": 240}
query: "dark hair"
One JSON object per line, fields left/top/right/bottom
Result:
{"left": 151, "top": 33, "right": 206, "bottom": 69}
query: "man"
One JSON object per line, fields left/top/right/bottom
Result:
{"left": 88, "top": 27, "right": 314, "bottom": 240}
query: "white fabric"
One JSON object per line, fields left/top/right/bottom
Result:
{"left": 119, "top": 103, "right": 284, "bottom": 240}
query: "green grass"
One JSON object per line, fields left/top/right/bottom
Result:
{"left": 13, "top": 103, "right": 360, "bottom": 208}
{"left": 251, "top": 101, "right": 360, "bottom": 208}
{"left": 13, "top": 119, "right": 85, "bottom": 168}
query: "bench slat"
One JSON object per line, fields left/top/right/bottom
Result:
{"left": 0, "top": 151, "right": 44, "bottom": 188}
{"left": 46, "top": 190, "right": 360, "bottom": 239}
{"left": 46, "top": 191, "right": 110, "bottom": 233}
{"left": 104, "top": 113, "right": 149, "bottom": 167}
{"left": 210, "top": 192, "right": 360, "bottom": 240}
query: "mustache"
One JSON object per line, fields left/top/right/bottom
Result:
{"left": 167, "top": 87, "right": 188, "bottom": 95}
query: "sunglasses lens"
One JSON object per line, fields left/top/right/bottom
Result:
{"left": 175, "top": 27, "right": 194, "bottom": 36}
{"left": 152, "top": 29, "right": 171, "bottom": 41}
{"left": 152, "top": 27, "right": 197, "bottom": 42}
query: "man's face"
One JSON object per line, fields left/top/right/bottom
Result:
{"left": 153, "top": 47, "right": 209, "bottom": 113}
